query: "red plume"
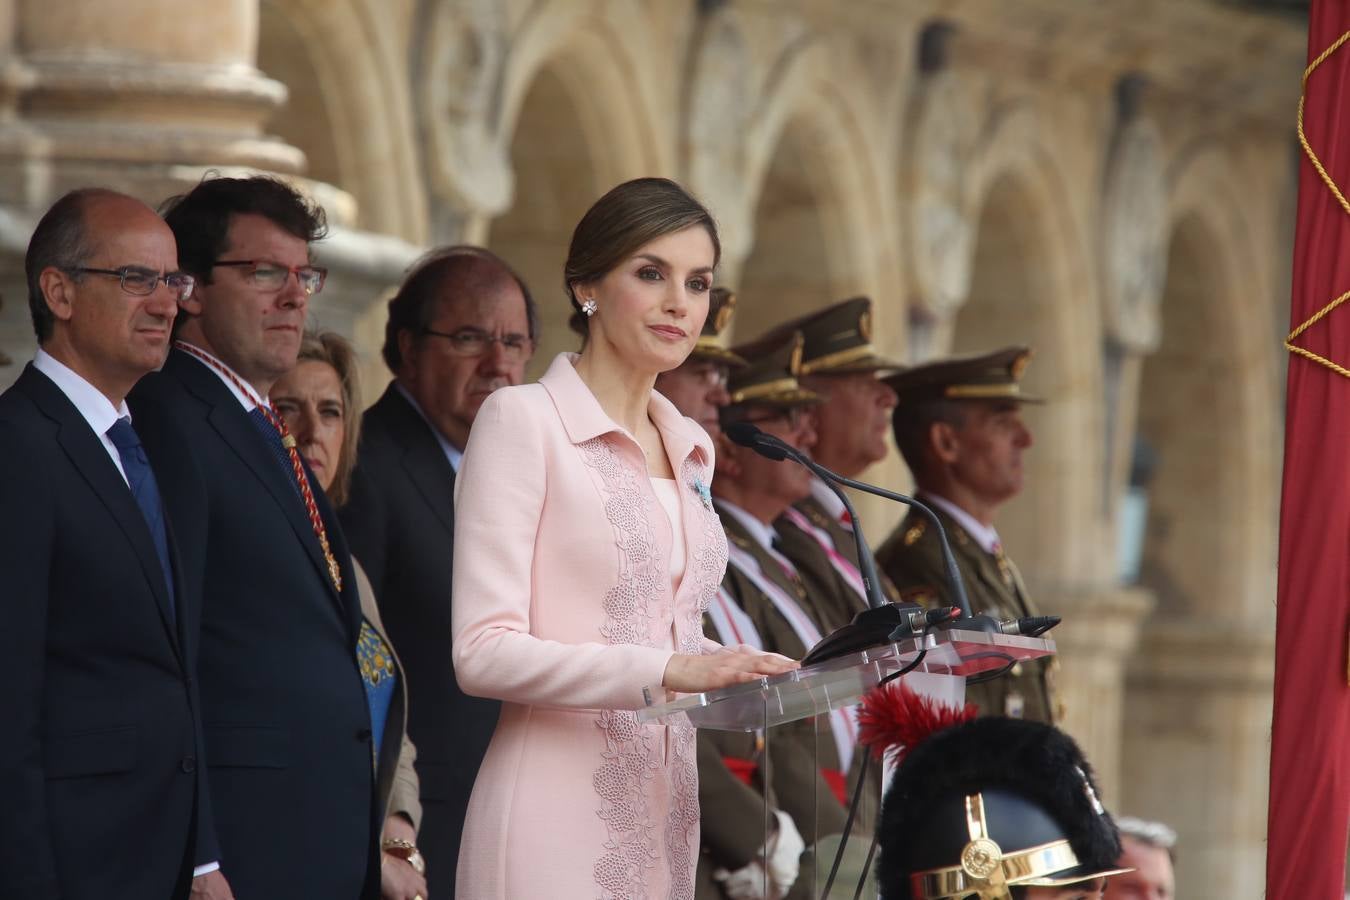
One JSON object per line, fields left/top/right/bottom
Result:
{"left": 856, "top": 680, "right": 977, "bottom": 762}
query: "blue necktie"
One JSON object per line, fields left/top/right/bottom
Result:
{"left": 248, "top": 406, "right": 304, "bottom": 502}
{"left": 107, "top": 417, "right": 176, "bottom": 621}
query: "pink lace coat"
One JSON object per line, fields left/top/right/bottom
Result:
{"left": 451, "top": 354, "right": 727, "bottom": 899}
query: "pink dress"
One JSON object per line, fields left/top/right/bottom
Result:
{"left": 451, "top": 354, "right": 727, "bottom": 899}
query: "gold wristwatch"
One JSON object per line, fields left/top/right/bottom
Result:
{"left": 381, "top": 837, "right": 426, "bottom": 876}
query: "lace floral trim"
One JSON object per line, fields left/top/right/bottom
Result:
{"left": 579, "top": 442, "right": 729, "bottom": 899}
{"left": 580, "top": 437, "right": 663, "bottom": 898}
{"left": 660, "top": 456, "right": 728, "bottom": 900}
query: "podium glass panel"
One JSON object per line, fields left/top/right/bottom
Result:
{"left": 643, "top": 631, "right": 1054, "bottom": 898}
{"left": 639, "top": 629, "right": 1054, "bottom": 729}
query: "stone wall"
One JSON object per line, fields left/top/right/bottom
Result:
{"left": 0, "top": 1, "right": 1303, "bottom": 895}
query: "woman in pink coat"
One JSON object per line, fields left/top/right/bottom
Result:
{"left": 451, "top": 178, "right": 797, "bottom": 899}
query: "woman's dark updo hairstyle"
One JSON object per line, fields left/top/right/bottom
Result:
{"left": 563, "top": 177, "right": 721, "bottom": 336}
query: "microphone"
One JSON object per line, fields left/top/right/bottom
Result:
{"left": 725, "top": 421, "right": 973, "bottom": 619}
{"left": 933, "top": 613, "right": 1061, "bottom": 638}
{"left": 726, "top": 421, "right": 887, "bottom": 611}
{"left": 799, "top": 603, "right": 960, "bottom": 667}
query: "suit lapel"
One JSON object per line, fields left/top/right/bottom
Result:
{"left": 400, "top": 438, "right": 456, "bottom": 535}
{"left": 718, "top": 508, "right": 805, "bottom": 604}
{"left": 373, "top": 386, "right": 457, "bottom": 536}
{"left": 933, "top": 504, "right": 1026, "bottom": 617}
{"left": 167, "top": 351, "right": 342, "bottom": 606}
{"left": 799, "top": 495, "right": 860, "bottom": 568}
{"left": 20, "top": 367, "right": 182, "bottom": 657}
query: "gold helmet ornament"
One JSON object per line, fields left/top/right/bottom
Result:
{"left": 857, "top": 682, "right": 1131, "bottom": 900}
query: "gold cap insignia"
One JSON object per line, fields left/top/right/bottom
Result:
{"left": 904, "top": 522, "right": 926, "bottom": 546}
{"left": 859, "top": 309, "right": 873, "bottom": 343}
{"left": 1010, "top": 350, "right": 1031, "bottom": 381}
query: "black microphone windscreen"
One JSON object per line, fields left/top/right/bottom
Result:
{"left": 725, "top": 421, "right": 761, "bottom": 448}
{"left": 725, "top": 421, "right": 790, "bottom": 460}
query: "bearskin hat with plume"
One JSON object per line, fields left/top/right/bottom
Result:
{"left": 858, "top": 682, "right": 1123, "bottom": 900}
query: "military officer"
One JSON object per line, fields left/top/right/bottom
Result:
{"left": 713, "top": 331, "right": 878, "bottom": 896}
{"left": 758, "top": 297, "right": 904, "bottom": 630}
{"left": 644, "top": 288, "right": 804, "bottom": 899}
{"left": 874, "top": 346, "right": 1062, "bottom": 724}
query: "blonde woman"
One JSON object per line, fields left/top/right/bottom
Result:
{"left": 271, "top": 331, "right": 427, "bottom": 900}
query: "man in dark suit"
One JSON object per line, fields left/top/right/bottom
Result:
{"left": 129, "top": 176, "right": 376, "bottom": 899}
{"left": 0, "top": 189, "right": 205, "bottom": 898}
{"left": 340, "top": 246, "right": 534, "bottom": 898}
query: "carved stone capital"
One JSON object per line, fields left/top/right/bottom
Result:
{"left": 683, "top": 14, "right": 756, "bottom": 269}
{"left": 4, "top": 58, "right": 303, "bottom": 174}
{"left": 1100, "top": 118, "right": 1166, "bottom": 353}
{"left": 415, "top": 0, "right": 513, "bottom": 222}
{"left": 903, "top": 70, "right": 982, "bottom": 317}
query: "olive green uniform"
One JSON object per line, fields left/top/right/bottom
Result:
{"left": 874, "top": 501, "right": 1062, "bottom": 724}
{"left": 704, "top": 507, "right": 879, "bottom": 897}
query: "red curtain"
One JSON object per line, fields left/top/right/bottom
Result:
{"left": 1269, "top": 5, "right": 1350, "bottom": 896}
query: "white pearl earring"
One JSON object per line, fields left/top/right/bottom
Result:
{"left": 581, "top": 298, "right": 597, "bottom": 317}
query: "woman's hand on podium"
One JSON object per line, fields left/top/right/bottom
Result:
{"left": 662, "top": 645, "right": 798, "bottom": 693}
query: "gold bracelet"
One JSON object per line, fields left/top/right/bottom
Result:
{"left": 381, "top": 838, "right": 426, "bottom": 876}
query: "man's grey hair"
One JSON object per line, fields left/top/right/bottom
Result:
{"left": 1116, "top": 816, "right": 1178, "bottom": 851}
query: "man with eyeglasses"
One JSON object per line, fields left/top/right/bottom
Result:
{"left": 339, "top": 245, "right": 535, "bottom": 900}
{"left": 128, "top": 176, "right": 377, "bottom": 900}
{"left": 0, "top": 189, "right": 203, "bottom": 898}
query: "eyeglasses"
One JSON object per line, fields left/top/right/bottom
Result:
{"left": 214, "top": 259, "right": 327, "bottom": 295}
{"left": 687, "top": 364, "right": 729, "bottom": 389}
{"left": 69, "top": 266, "right": 195, "bottom": 301}
{"left": 422, "top": 327, "right": 533, "bottom": 362}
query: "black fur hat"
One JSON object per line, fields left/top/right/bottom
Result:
{"left": 876, "top": 716, "right": 1126, "bottom": 900}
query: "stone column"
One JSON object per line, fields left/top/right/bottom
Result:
{"left": 1041, "top": 585, "right": 1154, "bottom": 801}
{"left": 1120, "top": 623, "right": 1273, "bottom": 898}
{"left": 0, "top": 0, "right": 425, "bottom": 384}
{"left": 6, "top": 0, "right": 300, "bottom": 195}
{"left": 0, "top": 0, "right": 305, "bottom": 378}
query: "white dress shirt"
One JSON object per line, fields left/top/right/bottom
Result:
{"left": 716, "top": 499, "right": 801, "bottom": 574}
{"left": 395, "top": 381, "right": 463, "bottom": 473}
{"left": 808, "top": 476, "right": 848, "bottom": 524}
{"left": 177, "top": 343, "right": 267, "bottom": 412}
{"left": 32, "top": 349, "right": 131, "bottom": 487}
{"left": 920, "top": 491, "right": 1002, "bottom": 555}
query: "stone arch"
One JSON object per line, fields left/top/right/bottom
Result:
{"left": 947, "top": 104, "right": 1102, "bottom": 586}
{"left": 485, "top": 6, "right": 668, "bottom": 378}
{"left": 257, "top": 0, "right": 423, "bottom": 241}
{"left": 1118, "top": 145, "right": 1279, "bottom": 898}
{"left": 1135, "top": 148, "right": 1279, "bottom": 624}
{"left": 732, "top": 39, "right": 900, "bottom": 346}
